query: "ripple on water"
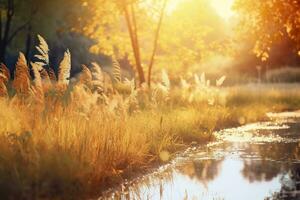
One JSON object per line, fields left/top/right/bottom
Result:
{"left": 215, "top": 120, "right": 300, "bottom": 143}
{"left": 98, "top": 113, "right": 300, "bottom": 200}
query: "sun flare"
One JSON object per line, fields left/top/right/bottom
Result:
{"left": 167, "top": 0, "right": 235, "bottom": 20}
{"left": 0, "top": 0, "right": 300, "bottom": 198}
{"left": 211, "top": 0, "right": 235, "bottom": 20}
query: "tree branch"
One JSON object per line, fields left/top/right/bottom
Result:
{"left": 0, "top": 10, "right": 2, "bottom": 41}
{"left": 7, "top": 5, "right": 38, "bottom": 44}
{"left": 0, "top": 0, "right": 15, "bottom": 61}
{"left": 147, "top": 0, "right": 168, "bottom": 87}
{"left": 7, "top": 21, "right": 30, "bottom": 43}
{"left": 123, "top": 2, "right": 145, "bottom": 85}
{"left": 130, "top": 3, "right": 145, "bottom": 84}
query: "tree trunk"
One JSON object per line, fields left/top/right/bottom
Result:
{"left": 0, "top": 10, "right": 2, "bottom": 45}
{"left": 123, "top": 3, "right": 145, "bottom": 85}
{"left": 147, "top": 0, "right": 168, "bottom": 87}
{"left": 25, "top": 25, "right": 32, "bottom": 60}
{"left": 130, "top": 4, "right": 145, "bottom": 84}
{"left": 0, "top": 0, "right": 14, "bottom": 62}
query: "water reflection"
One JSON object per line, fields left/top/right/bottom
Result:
{"left": 99, "top": 117, "right": 300, "bottom": 200}
{"left": 177, "top": 159, "right": 223, "bottom": 186}
{"left": 242, "top": 160, "right": 282, "bottom": 183}
{"left": 240, "top": 142, "right": 300, "bottom": 183}
{"left": 265, "top": 165, "right": 300, "bottom": 200}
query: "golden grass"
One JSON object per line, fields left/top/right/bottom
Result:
{"left": 1, "top": 83, "right": 300, "bottom": 199}
{"left": 0, "top": 36, "right": 300, "bottom": 199}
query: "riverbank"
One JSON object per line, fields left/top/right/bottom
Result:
{"left": 1, "top": 83, "right": 300, "bottom": 199}
{"left": 100, "top": 111, "right": 300, "bottom": 199}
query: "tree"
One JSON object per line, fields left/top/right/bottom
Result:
{"left": 0, "top": 0, "right": 41, "bottom": 62}
{"left": 233, "top": 0, "right": 300, "bottom": 61}
{"left": 73, "top": 0, "right": 228, "bottom": 84}
{"left": 147, "top": 0, "right": 167, "bottom": 87}
{"left": 121, "top": 0, "right": 146, "bottom": 85}
{"left": 0, "top": 0, "right": 90, "bottom": 65}
{"left": 153, "top": 0, "right": 229, "bottom": 76}
{"left": 70, "top": 0, "right": 170, "bottom": 86}
{"left": 121, "top": 0, "right": 168, "bottom": 86}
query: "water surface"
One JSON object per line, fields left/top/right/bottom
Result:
{"left": 99, "top": 113, "right": 300, "bottom": 200}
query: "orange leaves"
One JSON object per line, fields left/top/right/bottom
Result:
{"left": 235, "top": 0, "right": 300, "bottom": 61}
{"left": 253, "top": 40, "right": 270, "bottom": 62}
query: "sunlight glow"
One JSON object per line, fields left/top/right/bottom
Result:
{"left": 210, "top": 0, "right": 235, "bottom": 20}
{"left": 166, "top": 0, "right": 182, "bottom": 14}
{"left": 167, "top": 0, "right": 235, "bottom": 21}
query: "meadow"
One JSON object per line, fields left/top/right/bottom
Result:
{"left": 0, "top": 36, "right": 300, "bottom": 199}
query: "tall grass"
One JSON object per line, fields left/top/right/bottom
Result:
{"left": 0, "top": 36, "right": 300, "bottom": 199}
{"left": 267, "top": 67, "right": 300, "bottom": 83}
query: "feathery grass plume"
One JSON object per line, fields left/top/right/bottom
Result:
{"left": 200, "top": 72, "right": 206, "bottom": 85}
{"left": 0, "top": 73, "right": 7, "bottom": 82}
{"left": 180, "top": 77, "right": 190, "bottom": 90}
{"left": 31, "top": 62, "right": 43, "bottom": 89}
{"left": 48, "top": 67, "right": 57, "bottom": 82}
{"left": 195, "top": 73, "right": 209, "bottom": 89}
{"left": 206, "top": 80, "right": 210, "bottom": 87}
{"left": 112, "top": 55, "right": 121, "bottom": 82}
{"left": 91, "top": 62, "right": 104, "bottom": 83}
{"left": 124, "top": 78, "right": 135, "bottom": 90}
{"left": 180, "top": 77, "right": 190, "bottom": 100}
{"left": 0, "top": 63, "right": 9, "bottom": 97}
{"left": 39, "top": 68, "right": 51, "bottom": 83}
{"left": 152, "top": 83, "right": 169, "bottom": 104}
{"left": 216, "top": 76, "right": 226, "bottom": 87}
{"left": 31, "top": 62, "right": 44, "bottom": 103}
{"left": 161, "top": 69, "right": 170, "bottom": 89}
{"left": 13, "top": 52, "right": 31, "bottom": 95}
{"left": 194, "top": 74, "right": 200, "bottom": 87}
{"left": 0, "top": 81, "right": 7, "bottom": 96}
{"left": 90, "top": 62, "right": 114, "bottom": 94}
{"left": 208, "top": 97, "right": 215, "bottom": 106}
{"left": 71, "top": 84, "right": 99, "bottom": 113}
{"left": 58, "top": 49, "right": 71, "bottom": 85}
{"left": 79, "top": 64, "right": 92, "bottom": 85}
{"left": 152, "top": 70, "right": 171, "bottom": 103}
{"left": 124, "top": 78, "right": 137, "bottom": 98}
{"left": 0, "top": 75, "right": 8, "bottom": 97}
{"left": 0, "top": 63, "right": 10, "bottom": 82}
{"left": 91, "top": 62, "right": 104, "bottom": 93}
{"left": 0, "top": 72, "right": 8, "bottom": 83}
{"left": 124, "top": 78, "right": 139, "bottom": 113}
{"left": 103, "top": 71, "right": 114, "bottom": 93}
{"left": 35, "top": 34, "right": 49, "bottom": 67}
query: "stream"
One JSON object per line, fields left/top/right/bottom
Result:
{"left": 98, "top": 112, "right": 300, "bottom": 200}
